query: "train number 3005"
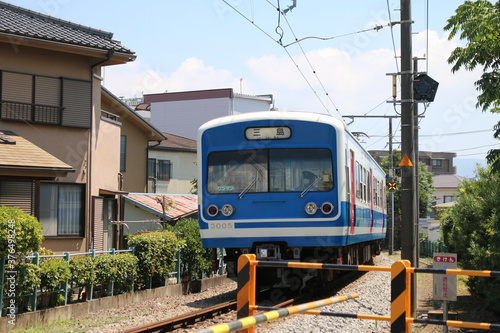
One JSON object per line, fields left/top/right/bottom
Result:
{"left": 209, "top": 222, "right": 234, "bottom": 229}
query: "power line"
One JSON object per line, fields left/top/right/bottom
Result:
{"left": 267, "top": 0, "right": 341, "bottom": 117}
{"left": 386, "top": 0, "right": 400, "bottom": 75}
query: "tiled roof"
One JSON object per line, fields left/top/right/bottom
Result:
{"left": 0, "top": 130, "right": 74, "bottom": 172}
{"left": 433, "top": 174, "right": 467, "bottom": 188}
{"left": 150, "top": 132, "right": 197, "bottom": 152}
{"left": 124, "top": 193, "right": 198, "bottom": 220}
{"left": 0, "top": 1, "right": 134, "bottom": 54}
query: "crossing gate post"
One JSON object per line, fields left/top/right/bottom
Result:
{"left": 237, "top": 254, "right": 256, "bottom": 333}
{"left": 391, "top": 260, "right": 411, "bottom": 332}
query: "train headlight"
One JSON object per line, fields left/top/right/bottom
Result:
{"left": 321, "top": 202, "right": 334, "bottom": 215}
{"left": 207, "top": 205, "right": 219, "bottom": 217}
{"left": 221, "top": 204, "right": 235, "bottom": 217}
{"left": 304, "top": 202, "right": 318, "bottom": 215}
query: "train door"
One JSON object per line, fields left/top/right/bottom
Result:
{"left": 369, "top": 169, "right": 373, "bottom": 233}
{"left": 349, "top": 150, "right": 356, "bottom": 235}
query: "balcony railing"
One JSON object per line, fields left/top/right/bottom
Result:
{"left": 1, "top": 100, "right": 63, "bottom": 125}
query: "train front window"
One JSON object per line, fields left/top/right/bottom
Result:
{"left": 207, "top": 149, "right": 333, "bottom": 195}
{"left": 269, "top": 149, "right": 333, "bottom": 192}
{"left": 207, "top": 150, "right": 269, "bottom": 195}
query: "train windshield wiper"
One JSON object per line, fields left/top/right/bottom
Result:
{"left": 238, "top": 173, "right": 260, "bottom": 199}
{"left": 299, "top": 176, "right": 321, "bottom": 198}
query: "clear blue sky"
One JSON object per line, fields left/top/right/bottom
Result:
{"left": 8, "top": 1, "right": 499, "bottom": 173}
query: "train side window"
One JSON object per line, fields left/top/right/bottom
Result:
{"left": 355, "top": 161, "right": 361, "bottom": 198}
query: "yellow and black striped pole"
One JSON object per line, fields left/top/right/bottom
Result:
{"left": 236, "top": 254, "right": 256, "bottom": 333}
{"left": 391, "top": 260, "right": 410, "bottom": 333}
{"left": 195, "top": 294, "right": 358, "bottom": 333}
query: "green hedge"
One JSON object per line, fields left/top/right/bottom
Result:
{"left": 95, "top": 253, "right": 137, "bottom": 294}
{"left": 127, "top": 230, "right": 182, "bottom": 288}
{"left": 168, "top": 218, "right": 212, "bottom": 280}
{"left": 0, "top": 206, "right": 43, "bottom": 257}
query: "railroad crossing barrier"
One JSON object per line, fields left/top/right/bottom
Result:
{"left": 197, "top": 254, "right": 500, "bottom": 333}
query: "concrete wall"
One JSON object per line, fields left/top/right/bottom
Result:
{"left": 0, "top": 275, "right": 228, "bottom": 331}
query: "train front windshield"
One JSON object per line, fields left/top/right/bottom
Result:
{"left": 207, "top": 148, "right": 334, "bottom": 195}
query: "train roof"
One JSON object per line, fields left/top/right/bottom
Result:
{"left": 198, "top": 111, "right": 346, "bottom": 133}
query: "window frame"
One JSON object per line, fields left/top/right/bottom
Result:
{"left": 158, "top": 159, "right": 172, "bottom": 181}
{"left": 39, "top": 182, "right": 85, "bottom": 237}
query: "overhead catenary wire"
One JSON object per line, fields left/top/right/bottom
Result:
{"left": 266, "top": 0, "right": 342, "bottom": 117}
{"left": 223, "top": 0, "right": 336, "bottom": 116}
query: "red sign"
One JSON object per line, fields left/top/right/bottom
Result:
{"left": 433, "top": 255, "right": 456, "bottom": 264}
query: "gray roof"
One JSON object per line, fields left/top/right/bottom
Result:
{"left": 433, "top": 174, "right": 468, "bottom": 188}
{"left": 0, "top": 1, "right": 134, "bottom": 55}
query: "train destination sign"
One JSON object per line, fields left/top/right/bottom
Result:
{"left": 245, "top": 127, "right": 291, "bottom": 140}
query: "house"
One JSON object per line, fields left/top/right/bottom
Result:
{"left": 99, "top": 87, "right": 165, "bottom": 250}
{"left": 147, "top": 132, "right": 197, "bottom": 194}
{"left": 369, "top": 150, "right": 457, "bottom": 175}
{"left": 0, "top": 2, "right": 165, "bottom": 252}
{"left": 432, "top": 174, "right": 467, "bottom": 205}
{"left": 144, "top": 88, "right": 275, "bottom": 140}
{"left": 121, "top": 193, "right": 198, "bottom": 236}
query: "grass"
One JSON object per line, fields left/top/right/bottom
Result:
{"left": 11, "top": 314, "right": 129, "bottom": 333}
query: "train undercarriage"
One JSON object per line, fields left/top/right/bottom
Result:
{"left": 222, "top": 240, "right": 382, "bottom": 291}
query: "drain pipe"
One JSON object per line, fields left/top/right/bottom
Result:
{"left": 87, "top": 49, "right": 115, "bottom": 250}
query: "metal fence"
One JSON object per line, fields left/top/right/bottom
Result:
{"left": 420, "top": 239, "right": 448, "bottom": 258}
{"left": 0, "top": 247, "right": 181, "bottom": 317}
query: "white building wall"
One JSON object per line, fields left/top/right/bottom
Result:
{"left": 150, "top": 98, "right": 230, "bottom": 140}
{"left": 123, "top": 202, "right": 162, "bottom": 235}
{"left": 233, "top": 96, "right": 272, "bottom": 114}
{"left": 149, "top": 149, "right": 197, "bottom": 194}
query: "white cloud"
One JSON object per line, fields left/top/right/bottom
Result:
{"left": 104, "top": 57, "right": 239, "bottom": 97}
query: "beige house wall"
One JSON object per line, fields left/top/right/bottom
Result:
{"left": 434, "top": 188, "right": 458, "bottom": 205}
{"left": 100, "top": 94, "right": 156, "bottom": 193}
{"left": 91, "top": 118, "right": 121, "bottom": 193}
{"left": 0, "top": 44, "right": 93, "bottom": 79}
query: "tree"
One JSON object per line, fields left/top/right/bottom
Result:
{"left": 444, "top": 1, "right": 500, "bottom": 171}
{"left": 441, "top": 166, "right": 500, "bottom": 312}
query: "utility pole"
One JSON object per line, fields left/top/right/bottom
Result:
{"left": 400, "top": 0, "right": 417, "bottom": 315}
{"left": 414, "top": 56, "right": 424, "bottom": 267}
{"left": 388, "top": 117, "right": 394, "bottom": 255}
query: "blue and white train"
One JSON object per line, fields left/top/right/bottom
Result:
{"left": 197, "top": 111, "right": 386, "bottom": 285}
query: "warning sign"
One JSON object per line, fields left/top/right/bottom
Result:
{"left": 433, "top": 252, "right": 457, "bottom": 301}
{"left": 399, "top": 154, "right": 413, "bottom": 167}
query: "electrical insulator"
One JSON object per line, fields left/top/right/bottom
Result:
{"left": 392, "top": 75, "right": 397, "bottom": 99}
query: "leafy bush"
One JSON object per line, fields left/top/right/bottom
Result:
{"left": 70, "top": 256, "right": 96, "bottom": 298}
{"left": 114, "top": 254, "right": 138, "bottom": 293}
{"left": 4, "top": 262, "right": 41, "bottom": 311}
{"left": 128, "top": 230, "right": 182, "bottom": 288}
{"left": 168, "top": 218, "right": 212, "bottom": 280}
{"left": 39, "top": 259, "right": 71, "bottom": 292}
{"left": 0, "top": 206, "right": 43, "bottom": 257}
{"left": 442, "top": 166, "right": 500, "bottom": 313}
{"left": 94, "top": 253, "right": 138, "bottom": 294}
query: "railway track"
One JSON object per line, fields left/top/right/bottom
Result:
{"left": 125, "top": 269, "right": 365, "bottom": 333}
{"left": 122, "top": 301, "right": 237, "bottom": 333}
